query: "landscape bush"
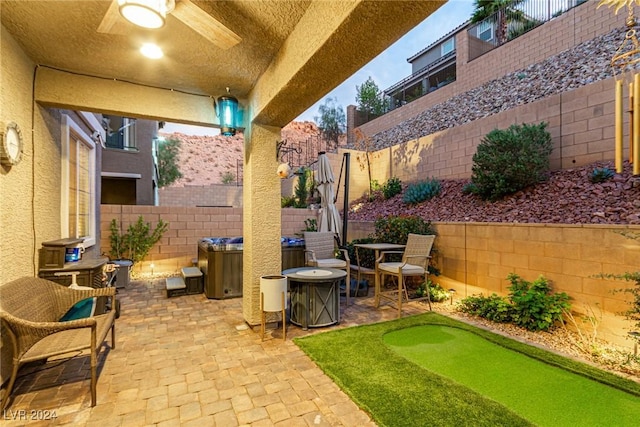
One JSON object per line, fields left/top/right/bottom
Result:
{"left": 109, "top": 216, "right": 168, "bottom": 264}
{"left": 415, "top": 280, "right": 449, "bottom": 302}
{"left": 457, "top": 273, "right": 570, "bottom": 332}
{"left": 374, "top": 215, "right": 435, "bottom": 245}
{"left": 281, "top": 195, "right": 296, "bottom": 208}
{"left": 382, "top": 177, "right": 402, "bottom": 200}
{"left": 402, "top": 178, "right": 441, "bottom": 205}
{"left": 470, "top": 122, "right": 553, "bottom": 201}
{"left": 589, "top": 167, "right": 615, "bottom": 183}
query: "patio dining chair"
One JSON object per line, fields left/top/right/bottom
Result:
{"left": 303, "top": 231, "right": 351, "bottom": 305}
{"left": 375, "top": 233, "right": 435, "bottom": 318}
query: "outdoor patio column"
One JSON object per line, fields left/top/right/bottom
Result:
{"left": 242, "top": 123, "right": 282, "bottom": 326}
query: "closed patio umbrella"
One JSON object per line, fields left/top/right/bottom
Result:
{"left": 316, "top": 152, "right": 342, "bottom": 243}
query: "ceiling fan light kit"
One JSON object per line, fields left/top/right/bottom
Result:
{"left": 118, "top": 0, "right": 173, "bottom": 29}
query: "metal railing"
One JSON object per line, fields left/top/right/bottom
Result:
{"left": 467, "top": 0, "right": 588, "bottom": 60}
{"left": 277, "top": 135, "right": 335, "bottom": 170}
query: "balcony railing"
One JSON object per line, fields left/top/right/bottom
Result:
{"left": 467, "top": 0, "right": 588, "bottom": 61}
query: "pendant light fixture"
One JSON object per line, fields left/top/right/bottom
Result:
{"left": 216, "top": 88, "right": 239, "bottom": 136}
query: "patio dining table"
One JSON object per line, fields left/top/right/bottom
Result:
{"left": 353, "top": 243, "right": 406, "bottom": 307}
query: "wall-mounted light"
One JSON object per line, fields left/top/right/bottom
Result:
{"left": 118, "top": 0, "right": 173, "bottom": 29}
{"left": 215, "top": 88, "right": 240, "bottom": 136}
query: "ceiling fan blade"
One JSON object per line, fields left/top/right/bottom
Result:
{"left": 97, "top": 0, "right": 123, "bottom": 34}
{"left": 172, "top": 0, "right": 241, "bottom": 50}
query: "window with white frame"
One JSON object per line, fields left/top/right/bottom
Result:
{"left": 478, "top": 21, "right": 493, "bottom": 42}
{"left": 61, "top": 115, "right": 96, "bottom": 247}
{"left": 441, "top": 37, "right": 455, "bottom": 56}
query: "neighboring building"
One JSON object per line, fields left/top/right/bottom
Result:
{"left": 384, "top": 21, "right": 467, "bottom": 110}
{"left": 101, "top": 116, "right": 159, "bottom": 206}
{"left": 382, "top": 0, "right": 588, "bottom": 112}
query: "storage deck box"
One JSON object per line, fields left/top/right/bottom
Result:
{"left": 181, "top": 267, "right": 203, "bottom": 294}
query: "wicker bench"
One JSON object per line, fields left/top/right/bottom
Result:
{"left": 0, "top": 277, "right": 116, "bottom": 410}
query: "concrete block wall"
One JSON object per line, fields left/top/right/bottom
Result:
{"left": 354, "top": 75, "right": 621, "bottom": 187}
{"left": 158, "top": 184, "right": 243, "bottom": 207}
{"left": 100, "top": 205, "right": 314, "bottom": 275}
{"left": 348, "top": 220, "right": 639, "bottom": 347}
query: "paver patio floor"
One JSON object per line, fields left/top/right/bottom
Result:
{"left": 2, "top": 277, "right": 429, "bottom": 426}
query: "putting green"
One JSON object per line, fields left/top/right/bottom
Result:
{"left": 384, "top": 325, "right": 640, "bottom": 427}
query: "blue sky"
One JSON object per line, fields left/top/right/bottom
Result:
{"left": 295, "top": 0, "right": 476, "bottom": 122}
{"left": 163, "top": 0, "right": 475, "bottom": 135}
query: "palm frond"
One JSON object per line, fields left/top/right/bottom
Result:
{"left": 598, "top": 0, "right": 640, "bottom": 14}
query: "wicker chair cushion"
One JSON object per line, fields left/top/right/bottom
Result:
{"left": 377, "top": 262, "right": 425, "bottom": 275}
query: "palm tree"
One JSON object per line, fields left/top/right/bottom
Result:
{"left": 470, "top": 0, "right": 526, "bottom": 44}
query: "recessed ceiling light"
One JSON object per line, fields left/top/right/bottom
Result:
{"left": 140, "top": 43, "right": 163, "bottom": 59}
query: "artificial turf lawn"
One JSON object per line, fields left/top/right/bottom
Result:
{"left": 384, "top": 325, "right": 640, "bottom": 427}
{"left": 294, "top": 312, "right": 640, "bottom": 427}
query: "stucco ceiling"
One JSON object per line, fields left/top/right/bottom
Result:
{"left": 1, "top": 1, "right": 309, "bottom": 97}
{"left": 1, "top": 0, "right": 445, "bottom": 126}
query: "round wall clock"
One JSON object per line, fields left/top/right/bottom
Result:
{"left": 1, "top": 122, "right": 24, "bottom": 166}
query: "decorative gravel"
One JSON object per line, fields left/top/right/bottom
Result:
{"left": 353, "top": 27, "right": 638, "bottom": 151}
{"left": 349, "top": 160, "right": 640, "bottom": 225}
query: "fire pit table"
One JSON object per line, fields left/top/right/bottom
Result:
{"left": 283, "top": 267, "right": 346, "bottom": 330}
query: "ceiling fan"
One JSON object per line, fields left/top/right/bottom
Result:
{"left": 97, "top": 0, "right": 241, "bottom": 50}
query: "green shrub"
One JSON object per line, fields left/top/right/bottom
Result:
{"left": 471, "top": 122, "right": 553, "bottom": 201}
{"left": 589, "top": 167, "right": 615, "bottom": 183}
{"left": 402, "top": 178, "right": 441, "bottom": 205}
{"left": 382, "top": 177, "right": 402, "bottom": 199}
{"left": 416, "top": 280, "right": 449, "bottom": 302}
{"left": 507, "top": 273, "right": 570, "bottom": 331}
{"left": 344, "top": 237, "right": 377, "bottom": 270}
{"left": 294, "top": 167, "right": 311, "bottom": 208}
{"left": 458, "top": 294, "right": 515, "bottom": 323}
{"left": 457, "top": 273, "right": 571, "bottom": 331}
{"left": 221, "top": 171, "right": 235, "bottom": 184}
{"left": 281, "top": 195, "right": 296, "bottom": 208}
{"left": 109, "top": 216, "right": 168, "bottom": 264}
{"left": 461, "top": 182, "right": 477, "bottom": 195}
{"left": 366, "top": 179, "right": 382, "bottom": 201}
{"left": 304, "top": 218, "right": 317, "bottom": 232}
{"left": 374, "top": 215, "right": 435, "bottom": 245}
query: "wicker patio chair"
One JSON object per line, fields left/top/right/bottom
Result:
{"left": 375, "top": 233, "right": 435, "bottom": 318}
{"left": 303, "top": 231, "right": 351, "bottom": 305}
{"left": 0, "top": 277, "right": 116, "bottom": 410}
